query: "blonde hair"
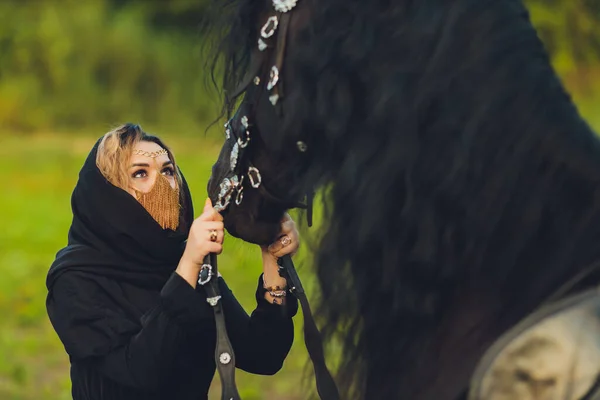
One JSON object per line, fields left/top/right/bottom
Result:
{"left": 96, "top": 123, "right": 183, "bottom": 194}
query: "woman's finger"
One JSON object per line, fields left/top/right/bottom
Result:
{"left": 213, "top": 229, "right": 225, "bottom": 245}
{"left": 271, "top": 240, "right": 299, "bottom": 258}
{"left": 195, "top": 220, "right": 224, "bottom": 232}
{"left": 268, "top": 234, "right": 295, "bottom": 256}
{"left": 206, "top": 241, "right": 223, "bottom": 255}
{"left": 198, "top": 199, "right": 223, "bottom": 222}
{"left": 280, "top": 220, "right": 295, "bottom": 234}
{"left": 198, "top": 208, "right": 222, "bottom": 222}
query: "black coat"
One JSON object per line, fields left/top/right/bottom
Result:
{"left": 46, "top": 139, "right": 297, "bottom": 400}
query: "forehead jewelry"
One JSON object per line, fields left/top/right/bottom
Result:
{"left": 133, "top": 148, "right": 168, "bottom": 158}
{"left": 133, "top": 149, "right": 169, "bottom": 158}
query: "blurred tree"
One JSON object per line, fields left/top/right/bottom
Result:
{"left": 106, "top": 0, "right": 210, "bottom": 34}
{"left": 0, "top": 0, "right": 217, "bottom": 132}
{"left": 0, "top": 0, "right": 598, "bottom": 132}
{"left": 526, "top": 0, "right": 600, "bottom": 93}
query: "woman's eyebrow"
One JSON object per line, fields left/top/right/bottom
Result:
{"left": 130, "top": 160, "right": 173, "bottom": 168}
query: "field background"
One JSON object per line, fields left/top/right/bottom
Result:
{"left": 0, "top": 1, "right": 599, "bottom": 399}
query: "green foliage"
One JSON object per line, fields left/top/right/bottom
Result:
{"left": 0, "top": 0, "right": 217, "bottom": 133}
{"left": 0, "top": 0, "right": 598, "bottom": 133}
{"left": 526, "top": 0, "right": 600, "bottom": 88}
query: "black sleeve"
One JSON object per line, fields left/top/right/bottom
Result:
{"left": 46, "top": 272, "right": 215, "bottom": 391}
{"left": 216, "top": 274, "right": 299, "bottom": 375}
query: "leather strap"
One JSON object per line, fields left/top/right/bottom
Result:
{"left": 201, "top": 253, "right": 241, "bottom": 400}
{"left": 201, "top": 253, "right": 340, "bottom": 400}
{"left": 272, "top": 11, "right": 291, "bottom": 116}
{"left": 230, "top": 50, "right": 266, "bottom": 102}
{"left": 279, "top": 255, "right": 341, "bottom": 400}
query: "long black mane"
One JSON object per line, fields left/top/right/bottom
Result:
{"left": 202, "top": 0, "right": 600, "bottom": 397}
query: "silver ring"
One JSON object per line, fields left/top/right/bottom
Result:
{"left": 209, "top": 229, "right": 218, "bottom": 242}
{"left": 280, "top": 235, "right": 291, "bottom": 247}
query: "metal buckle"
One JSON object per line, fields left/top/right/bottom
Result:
{"left": 248, "top": 166, "right": 262, "bottom": 188}
{"left": 198, "top": 264, "right": 214, "bottom": 286}
{"left": 235, "top": 186, "right": 244, "bottom": 205}
{"left": 219, "top": 352, "right": 232, "bottom": 365}
{"left": 230, "top": 142, "right": 239, "bottom": 171}
{"left": 206, "top": 295, "right": 221, "bottom": 307}
{"left": 267, "top": 66, "right": 279, "bottom": 90}
{"left": 260, "top": 16, "right": 279, "bottom": 39}
{"left": 237, "top": 131, "right": 250, "bottom": 148}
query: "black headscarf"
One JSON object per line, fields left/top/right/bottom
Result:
{"left": 46, "top": 138, "right": 194, "bottom": 292}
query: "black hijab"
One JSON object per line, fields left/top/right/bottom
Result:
{"left": 46, "top": 138, "right": 194, "bottom": 292}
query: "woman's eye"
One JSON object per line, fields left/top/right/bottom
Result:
{"left": 162, "top": 167, "right": 174, "bottom": 176}
{"left": 132, "top": 169, "right": 147, "bottom": 178}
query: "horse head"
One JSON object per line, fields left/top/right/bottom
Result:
{"left": 206, "top": 0, "right": 319, "bottom": 246}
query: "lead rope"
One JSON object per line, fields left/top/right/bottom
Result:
{"left": 278, "top": 254, "right": 341, "bottom": 400}
{"left": 199, "top": 253, "right": 241, "bottom": 400}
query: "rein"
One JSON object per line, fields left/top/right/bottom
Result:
{"left": 199, "top": 242, "right": 339, "bottom": 400}
{"left": 198, "top": 253, "right": 240, "bottom": 400}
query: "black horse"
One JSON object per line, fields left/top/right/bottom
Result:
{"left": 203, "top": 0, "right": 600, "bottom": 398}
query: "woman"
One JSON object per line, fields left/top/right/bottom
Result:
{"left": 46, "top": 123, "right": 298, "bottom": 400}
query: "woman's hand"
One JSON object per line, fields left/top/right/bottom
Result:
{"left": 261, "top": 214, "right": 300, "bottom": 304}
{"left": 176, "top": 198, "right": 224, "bottom": 287}
{"left": 263, "top": 213, "right": 300, "bottom": 259}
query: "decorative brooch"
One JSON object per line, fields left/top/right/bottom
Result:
{"left": 272, "top": 0, "right": 298, "bottom": 13}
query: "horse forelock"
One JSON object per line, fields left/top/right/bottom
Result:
{"left": 203, "top": 0, "right": 600, "bottom": 398}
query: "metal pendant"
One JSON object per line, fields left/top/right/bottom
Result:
{"left": 269, "top": 94, "right": 279, "bottom": 106}
{"left": 214, "top": 175, "right": 241, "bottom": 212}
{"left": 267, "top": 66, "right": 279, "bottom": 91}
{"left": 238, "top": 130, "right": 250, "bottom": 148}
{"left": 258, "top": 38, "right": 268, "bottom": 51}
{"left": 230, "top": 141, "right": 239, "bottom": 171}
{"left": 260, "top": 16, "right": 279, "bottom": 39}
{"left": 219, "top": 352, "right": 232, "bottom": 365}
{"left": 206, "top": 296, "right": 221, "bottom": 307}
{"left": 198, "top": 264, "right": 214, "bottom": 286}
{"left": 235, "top": 186, "right": 244, "bottom": 205}
{"left": 272, "top": 0, "right": 298, "bottom": 13}
{"left": 224, "top": 121, "right": 231, "bottom": 139}
{"left": 297, "top": 141, "right": 308, "bottom": 152}
{"left": 248, "top": 166, "right": 262, "bottom": 189}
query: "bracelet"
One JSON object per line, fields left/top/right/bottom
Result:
{"left": 263, "top": 275, "right": 287, "bottom": 305}
{"left": 262, "top": 275, "right": 287, "bottom": 292}
{"left": 267, "top": 290, "right": 287, "bottom": 298}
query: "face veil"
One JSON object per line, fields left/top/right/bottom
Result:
{"left": 135, "top": 174, "right": 181, "bottom": 231}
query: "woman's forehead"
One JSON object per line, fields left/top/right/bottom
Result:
{"left": 129, "top": 141, "right": 171, "bottom": 166}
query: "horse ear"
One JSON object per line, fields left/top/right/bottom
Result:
{"left": 468, "top": 289, "right": 600, "bottom": 400}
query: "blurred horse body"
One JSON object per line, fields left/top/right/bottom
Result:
{"left": 203, "top": 0, "right": 600, "bottom": 398}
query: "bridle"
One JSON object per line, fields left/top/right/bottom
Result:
{"left": 200, "top": 1, "right": 340, "bottom": 399}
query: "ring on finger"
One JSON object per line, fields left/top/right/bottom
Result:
{"left": 209, "top": 229, "right": 218, "bottom": 242}
{"left": 280, "top": 235, "right": 291, "bottom": 247}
